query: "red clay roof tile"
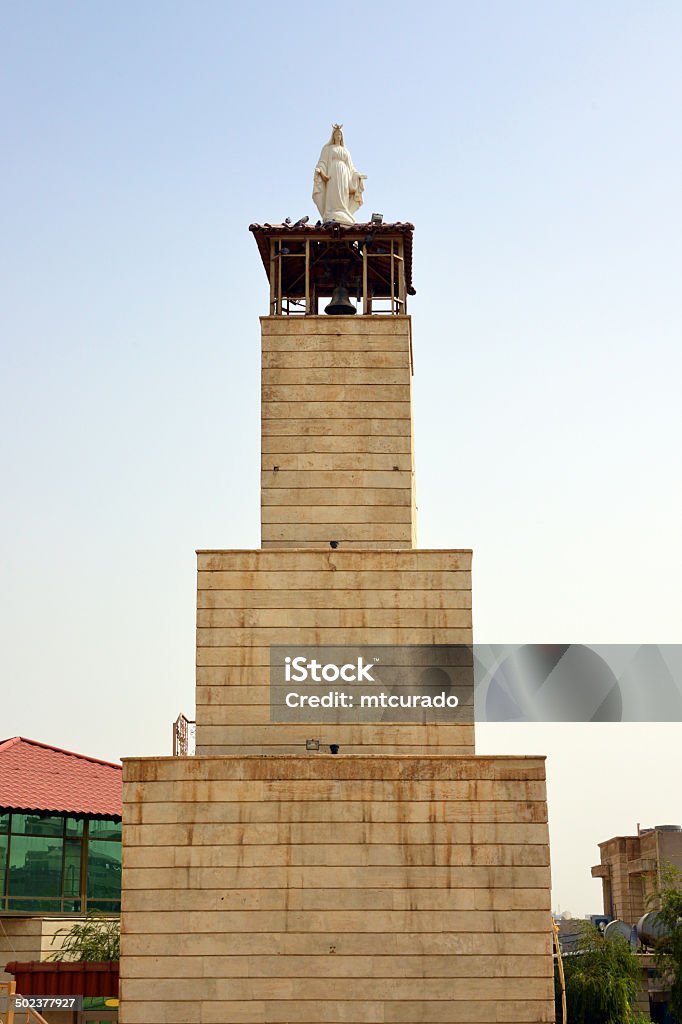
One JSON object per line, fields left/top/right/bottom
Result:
{"left": 0, "top": 737, "right": 121, "bottom": 818}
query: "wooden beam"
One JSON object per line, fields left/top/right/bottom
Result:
{"left": 390, "top": 240, "right": 395, "bottom": 314}
{"left": 305, "top": 239, "right": 310, "bottom": 314}
{"left": 398, "top": 239, "right": 407, "bottom": 313}
{"left": 269, "top": 239, "right": 276, "bottom": 315}
{"left": 362, "top": 244, "right": 368, "bottom": 315}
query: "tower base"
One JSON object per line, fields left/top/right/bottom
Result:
{"left": 120, "top": 754, "right": 554, "bottom": 1023}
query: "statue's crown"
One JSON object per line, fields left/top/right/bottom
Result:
{"left": 332, "top": 122, "right": 343, "bottom": 130}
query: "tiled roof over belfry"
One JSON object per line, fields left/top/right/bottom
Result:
{"left": 249, "top": 221, "right": 416, "bottom": 296}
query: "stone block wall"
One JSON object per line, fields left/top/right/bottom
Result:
{"left": 195, "top": 549, "right": 474, "bottom": 757}
{"left": 120, "top": 755, "right": 554, "bottom": 1024}
{"left": 261, "top": 317, "right": 416, "bottom": 549}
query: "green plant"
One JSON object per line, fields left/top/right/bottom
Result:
{"left": 651, "top": 863, "right": 682, "bottom": 1023}
{"left": 48, "top": 911, "right": 120, "bottom": 962}
{"left": 555, "top": 923, "right": 642, "bottom": 1024}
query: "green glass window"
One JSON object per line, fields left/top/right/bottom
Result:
{"left": 11, "top": 813, "right": 65, "bottom": 837}
{"left": 8, "top": 835, "right": 64, "bottom": 898}
{"left": 87, "top": 840, "right": 121, "bottom": 902}
{"left": 86, "top": 899, "right": 121, "bottom": 913}
{"left": 88, "top": 819, "right": 121, "bottom": 841}
{"left": 0, "top": 813, "right": 121, "bottom": 913}
{"left": 63, "top": 839, "right": 81, "bottom": 897}
{"left": 7, "top": 897, "right": 62, "bottom": 912}
{"left": 0, "top": 834, "right": 7, "bottom": 909}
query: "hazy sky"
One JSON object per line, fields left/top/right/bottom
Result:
{"left": 1, "top": 1, "right": 681, "bottom": 918}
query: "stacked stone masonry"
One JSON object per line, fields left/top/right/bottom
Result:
{"left": 121, "top": 755, "right": 554, "bottom": 1024}
{"left": 195, "top": 548, "right": 474, "bottom": 757}
{"left": 119, "top": 305, "right": 555, "bottom": 1023}
{"left": 261, "top": 318, "right": 416, "bottom": 549}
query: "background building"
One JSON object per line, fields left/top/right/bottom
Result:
{"left": 592, "top": 823, "right": 682, "bottom": 923}
{"left": 0, "top": 736, "right": 122, "bottom": 978}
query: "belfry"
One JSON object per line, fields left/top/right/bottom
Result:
{"left": 120, "top": 129, "right": 555, "bottom": 1024}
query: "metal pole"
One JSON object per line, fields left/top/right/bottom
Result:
{"left": 552, "top": 919, "right": 568, "bottom": 1024}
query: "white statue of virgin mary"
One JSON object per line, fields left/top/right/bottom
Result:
{"left": 312, "top": 124, "right": 366, "bottom": 226}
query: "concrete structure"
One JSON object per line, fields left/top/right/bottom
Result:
{"left": 119, "top": 222, "right": 555, "bottom": 1024}
{"left": 1, "top": 917, "right": 76, "bottom": 984}
{"left": 592, "top": 824, "right": 682, "bottom": 923}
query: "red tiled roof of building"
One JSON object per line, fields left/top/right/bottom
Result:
{"left": 0, "top": 736, "right": 122, "bottom": 818}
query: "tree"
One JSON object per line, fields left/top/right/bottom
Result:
{"left": 48, "top": 911, "right": 120, "bottom": 962}
{"left": 651, "top": 864, "right": 682, "bottom": 1023}
{"left": 555, "top": 923, "right": 642, "bottom": 1024}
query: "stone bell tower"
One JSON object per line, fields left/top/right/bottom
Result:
{"left": 119, "top": 132, "right": 555, "bottom": 1024}
{"left": 252, "top": 220, "right": 417, "bottom": 550}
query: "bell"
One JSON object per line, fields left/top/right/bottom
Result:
{"left": 324, "top": 285, "right": 356, "bottom": 315}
